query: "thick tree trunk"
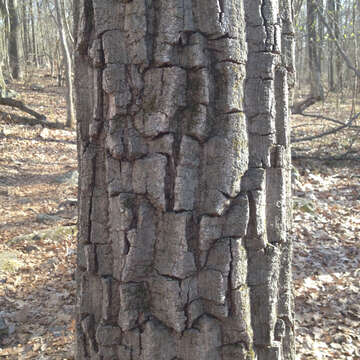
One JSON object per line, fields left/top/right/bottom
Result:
{"left": 54, "top": 0, "right": 75, "bottom": 127}
{"left": 74, "top": 1, "right": 295, "bottom": 359}
{"left": 8, "top": 0, "right": 22, "bottom": 79}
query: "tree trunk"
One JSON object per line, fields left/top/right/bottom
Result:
{"left": 328, "top": 0, "right": 335, "bottom": 91}
{"left": 8, "top": 0, "right": 22, "bottom": 79}
{"left": 74, "top": 1, "right": 295, "bottom": 359}
{"left": 318, "top": 4, "right": 324, "bottom": 75}
{"left": 335, "top": 0, "right": 342, "bottom": 92}
{"left": 21, "top": 0, "right": 29, "bottom": 64}
{"left": 29, "top": 0, "right": 38, "bottom": 67}
{"left": 307, "top": 0, "right": 324, "bottom": 100}
{"left": 351, "top": 0, "right": 358, "bottom": 114}
{"left": 54, "top": 0, "right": 75, "bottom": 127}
{"left": 36, "top": 0, "right": 47, "bottom": 67}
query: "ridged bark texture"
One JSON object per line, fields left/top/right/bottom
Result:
{"left": 74, "top": 1, "right": 295, "bottom": 359}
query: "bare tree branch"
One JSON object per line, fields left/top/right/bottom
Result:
{"left": 300, "top": 112, "right": 360, "bottom": 128}
{"left": 0, "top": 97, "right": 46, "bottom": 120}
{"left": 292, "top": 153, "right": 360, "bottom": 161}
{"left": 291, "top": 96, "right": 321, "bottom": 114}
{"left": 292, "top": 111, "right": 360, "bottom": 143}
{"left": 317, "top": 4, "right": 360, "bottom": 78}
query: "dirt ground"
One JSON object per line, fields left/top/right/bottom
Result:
{"left": 0, "top": 73, "right": 77, "bottom": 359}
{"left": 0, "top": 73, "right": 359, "bottom": 359}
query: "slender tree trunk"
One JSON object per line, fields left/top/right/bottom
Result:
{"left": 351, "top": 0, "right": 358, "bottom": 114}
{"left": 54, "top": 0, "right": 74, "bottom": 127}
{"left": 8, "top": 0, "right": 22, "bottom": 79}
{"left": 357, "top": 0, "right": 360, "bottom": 96}
{"left": 61, "top": 0, "right": 74, "bottom": 47}
{"left": 0, "top": 54, "right": 7, "bottom": 97}
{"left": 21, "top": 1, "right": 29, "bottom": 64}
{"left": 307, "top": 0, "right": 324, "bottom": 99}
{"left": 0, "top": 0, "right": 11, "bottom": 78}
{"left": 74, "top": 1, "right": 295, "bottom": 359}
{"left": 0, "top": 35, "right": 6, "bottom": 83}
{"left": 297, "top": 35, "right": 305, "bottom": 91}
{"left": 29, "top": 0, "right": 38, "bottom": 67}
{"left": 36, "top": 0, "right": 43, "bottom": 66}
{"left": 335, "top": 0, "right": 342, "bottom": 92}
{"left": 328, "top": 0, "right": 335, "bottom": 91}
{"left": 318, "top": 3, "right": 324, "bottom": 75}
{"left": 27, "top": 1, "right": 33, "bottom": 60}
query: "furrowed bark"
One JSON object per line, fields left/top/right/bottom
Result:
{"left": 74, "top": 1, "right": 295, "bottom": 359}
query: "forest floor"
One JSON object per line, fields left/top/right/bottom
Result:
{"left": 0, "top": 72, "right": 359, "bottom": 359}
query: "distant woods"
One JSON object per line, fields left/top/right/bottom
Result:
{"left": 0, "top": 0, "right": 74, "bottom": 127}
{"left": 293, "top": 0, "right": 360, "bottom": 113}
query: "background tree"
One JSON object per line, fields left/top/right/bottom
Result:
{"left": 54, "top": 0, "right": 74, "bottom": 127}
{"left": 21, "top": 0, "right": 28, "bottom": 64}
{"left": 335, "top": 0, "right": 342, "bottom": 92}
{"left": 292, "top": 0, "right": 360, "bottom": 114}
{"left": 29, "top": 0, "right": 38, "bottom": 67}
{"left": 328, "top": 0, "right": 336, "bottom": 91}
{"left": 306, "top": 0, "right": 324, "bottom": 103}
{"left": 7, "top": 0, "right": 22, "bottom": 79}
{"left": 74, "top": 0, "right": 295, "bottom": 359}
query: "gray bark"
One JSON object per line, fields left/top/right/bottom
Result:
{"left": 328, "top": 0, "right": 335, "bottom": 91}
{"left": 335, "top": 0, "right": 342, "bottom": 91}
{"left": 318, "top": 4, "right": 324, "bottom": 75}
{"left": 21, "top": 1, "right": 29, "bottom": 63}
{"left": 307, "top": 0, "right": 324, "bottom": 99}
{"left": 8, "top": 0, "right": 22, "bottom": 79}
{"left": 36, "top": 0, "right": 45, "bottom": 67}
{"left": 29, "top": 0, "right": 38, "bottom": 66}
{"left": 74, "top": 1, "right": 295, "bottom": 359}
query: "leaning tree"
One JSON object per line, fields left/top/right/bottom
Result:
{"left": 74, "top": 0, "right": 295, "bottom": 359}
